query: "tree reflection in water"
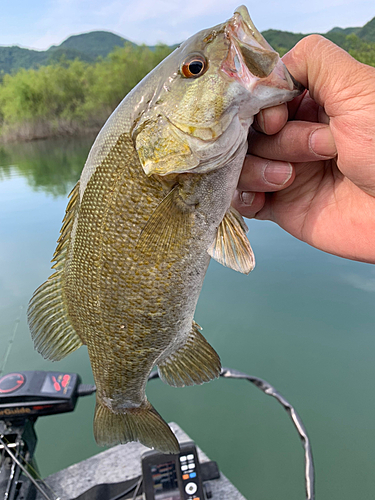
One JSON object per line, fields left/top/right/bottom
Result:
{"left": 0, "top": 135, "right": 95, "bottom": 196}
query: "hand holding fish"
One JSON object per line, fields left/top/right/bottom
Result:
{"left": 233, "top": 35, "right": 375, "bottom": 263}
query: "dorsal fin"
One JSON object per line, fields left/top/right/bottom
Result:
{"left": 53, "top": 182, "right": 80, "bottom": 262}
{"left": 28, "top": 182, "right": 84, "bottom": 361}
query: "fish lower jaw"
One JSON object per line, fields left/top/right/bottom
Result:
{"left": 101, "top": 396, "right": 143, "bottom": 412}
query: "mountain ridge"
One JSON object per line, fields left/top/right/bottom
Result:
{"left": 0, "top": 31, "right": 134, "bottom": 75}
{"left": 0, "top": 16, "right": 374, "bottom": 75}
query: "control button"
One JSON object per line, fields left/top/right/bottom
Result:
{"left": 180, "top": 456, "right": 187, "bottom": 462}
{"left": 182, "top": 474, "right": 189, "bottom": 480}
{"left": 187, "top": 454, "right": 194, "bottom": 460}
{"left": 189, "top": 472, "right": 197, "bottom": 478}
{"left": 185, "top": 482, "right": 198, "bottom": 495}
{"left": 181, "top": 465, "right": 188, "bottom": 471}
{"left": 188, "top": 463, "right": 195, "bottom": 469}
{"left": 193, "top": 497, "right": 200, "bottom": 500}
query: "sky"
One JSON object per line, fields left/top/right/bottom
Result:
{"left": 1, "top": 0, "right": 374, "bottom": 51}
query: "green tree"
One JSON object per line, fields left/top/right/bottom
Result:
{"left": 0, "top": 58, "right": 93, "bottom": 124}
{"left": 343, "top": 34, "right": 375, "bottom": 66}
{"left": 83, "top": 43, "right": 171, "bottom": 116}
{"left": 0, "top": 43, "right": 172, "bottom": 141}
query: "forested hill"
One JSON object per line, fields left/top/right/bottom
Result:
{"left": 0, "top": 31, "right": 132, "bottom": 74}
{"left": 262, "top": 15, "right": 375, "bottom": 53}
{"left": 0, "top": 15, "right": 374, "bottom": 75}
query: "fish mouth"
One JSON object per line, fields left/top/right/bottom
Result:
{"left": 223, "top": 5, "right": 304, "bottom": 95}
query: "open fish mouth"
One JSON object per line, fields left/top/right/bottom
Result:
{"left": 223, "top": 5, "right": 304, "bottom": 94}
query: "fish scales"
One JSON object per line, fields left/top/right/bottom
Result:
{"left": 68, "top": 139, "right": 167, "bottom": 369}
{"left": 28, "top": 5, "right": 303, "bottom": 453}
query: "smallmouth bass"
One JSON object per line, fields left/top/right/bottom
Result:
{"left": 28, "top": 6, "right": 303, "bottom": 453}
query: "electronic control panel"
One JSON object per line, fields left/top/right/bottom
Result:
{"left": 0, "top": 371, "right": 81, "bottom": 420}
{"left": 142, "top": 441, "right": 205, "bottom": 500}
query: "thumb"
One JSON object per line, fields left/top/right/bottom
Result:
{"left": 282, "top": 35, "right": 375, "bottom": 196}
{"left": 282, "top": 35, "right": 366, "bottom": 111}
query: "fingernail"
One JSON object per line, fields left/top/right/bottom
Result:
{"left": 310, "top": 127, "right": 337, "bottom": 157}
{"left": 263, "top": 161, "right": 293, "bottom": 186}
{"left": 239, "top": 191, "right": 255, "bottom": 206}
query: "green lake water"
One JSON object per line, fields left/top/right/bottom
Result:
{"left": 1, "top": 136, "right": 375, "bottom": 499}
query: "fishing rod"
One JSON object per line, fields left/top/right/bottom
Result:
{"left": 0, "top": 307, "right": 23, "bottom": 379}
{"left": 0, "top": 368, "right": 314, "bottom": 500}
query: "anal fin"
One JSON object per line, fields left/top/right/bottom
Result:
{"left": 157, "top": 322, "right": 221, "bottom": 387}
{"left": 208, "top": 206, "right": 255, "bottom": 274}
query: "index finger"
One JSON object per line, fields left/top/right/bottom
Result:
{"left": 248, "top": 121, "right": 337, "bottom": 161}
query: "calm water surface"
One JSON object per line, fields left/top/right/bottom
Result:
{"left": 1, "top": 137, "right": 375, "bottom": 500}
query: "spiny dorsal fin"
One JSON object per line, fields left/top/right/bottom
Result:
{"left": 28, "top": 181, "right": 83, "bottom": 361}
{"left": 53, "top": 182, "right": 80, "bottom": 262}
{"left": 136, "top": 185, "right": 194, "bottom": 262}
{"left": 157, "top": 322, "right": 221, "bottom": 387}
{"left": 208, "top": 206, "right": 255, "bottom": 274}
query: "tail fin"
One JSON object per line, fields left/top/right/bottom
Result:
{"left": 94, "top": 399, "right": 179, "bottom": 454}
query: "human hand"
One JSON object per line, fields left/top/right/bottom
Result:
{"left": 232, "top": 35, "right": 375, "bottom": 263}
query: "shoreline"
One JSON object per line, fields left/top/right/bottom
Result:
{"left": 0, "top": 115, "right": 109, "bottom": 144}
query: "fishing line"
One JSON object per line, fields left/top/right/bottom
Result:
{"left": 105, "top": 477, "right": 142, "bottom": 500}
{"left": 131, "top": 477, "right": 142, "bottom": 500}
{"left": 0, "top": 305, "right": 23, "bottom": 377}
{"left": 0, "top": 434, "right": 61, "bottom": 500}
{"left": 0, "top": 435, "right": 60, "bottom": 500}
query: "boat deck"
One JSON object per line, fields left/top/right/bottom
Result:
{"left": 36, "top": 422, "right": 246, "bottom": 499}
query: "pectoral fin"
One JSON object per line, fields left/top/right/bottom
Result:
{"left": 136, "top": 186, "right": 194, "bottom": 261}
{"left": 208, "top": 206, "right": 255, "bottom": 274}
{"left": 135, "top": 115, "right": 199, "bottom": 176}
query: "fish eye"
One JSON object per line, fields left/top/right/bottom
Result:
{"left": 181, "top": 55, "right": 207, "bottom": 78}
